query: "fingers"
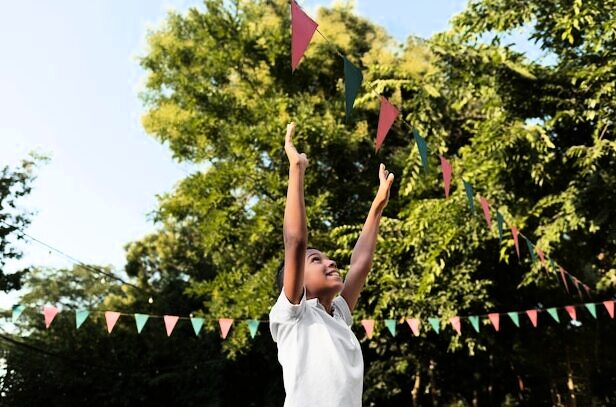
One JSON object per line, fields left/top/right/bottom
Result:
{"left": 379, "top": 163, "right": 394, "bottom": 187}
{"left": 285, "top": 122, "right": 296, "bottom": 145}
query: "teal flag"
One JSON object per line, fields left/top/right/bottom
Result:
{"left": 343, "top": 57, "right": 363, "bottom": 121}
{"left": 428, "top": 318, "right": 440, "bottom": 333}
{"left": 191, "top": 317, "right": 204, "bottom": 336}
{"left": 134, "top": 313, "right": 149, "bottom": 334}
{"left": 384, "top": 319, "right": 396, "bottom": 337}
{"left": 496, "top": 212, "right": 504, "bottom": 242}
{"left": 247, "top": 319, "right": 260, "bottom": 338}
{"left": 413, "top": 129, "right": 429, "bottom": 174}
{"left": 76, "top": 309, "right": 89, "bottom": 329}
{"left": 469, "top": 316, "right": 480, "bottom": 333}
{"left": 12, "top": 304, "right": 25, "bottom": 323}
{"left": 547, "top": 308, "right": 560, "bottom": 323}
{"left": 508, "top": 312, "right": 520, "bottom": 327}
{"left": 585, "top": 303, "right": 597, "bottom": 318}
{"left": 524, "top": 237, "right": 537, "bottom": 263}
{"left": 463, "top": 180, "right": 475, "bottom": 213}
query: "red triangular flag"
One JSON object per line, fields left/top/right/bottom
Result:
{"left": 375, "top": 97, "right": 399, "bottom": 151}
{"left": 406, "top": 318, "right": 420, "bottom": 336}
{"left": 526, "top": 310, "right": 538, "bottom": 327}
{"left": 603, "top": 301, "right": 614, "bottom": 318}
{"left": 537, "top": 249, "right": 547, "bottom": 272}
{"left": 361, "top": 319, "right": 375, "bottom": 338}
{"left": 488, "top": 313, "right": 500, "bottom": 331}
{"left": 291, "top": 0, "right": 318, "bottom": 71}
{"left": 479, "top": 196, "right": 492, "bottom": 229}
{"left": 572, "top": 277, "right": 583, "bottom": 299}
{"left": 105, "top": 311, "right": 121, "bottom": 333}
{"left": 439, "top": 155, "right": 452, "bottom": 198}
{"left": 511, "top": 225, "right": 520, "bottom": 259}
{"left": 565, "top": 305, "right": 576, "bottom": 321}
{"left": 449, "top": 316, "right": 461, "bottom": 335}
{"left": 164, "top": 315, "right": 179, "bottom": 337}
{"left": 218, "top": 318, "right": 234, "bottom": 339}
{"left": 43, "top": 305, "right": 59, "bottom": 329}
{"left": 558, "top": 266, "right": 570, "bottom": 293}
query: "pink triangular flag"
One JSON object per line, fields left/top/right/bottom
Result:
{"left": 558, "top": 266, "right": 570, "bottom": 293}
{"left": 571, "top": 277, "right": 583, "bottom": 299}
{"left": 439, "top": 155, "right": 452, "bottom": 198}
{"left": 449, "top": 316, "right": 461, "bottom": 335}
{"left": 488, "top": 313, "right": 500, "bottom": 331}
{"left": 603, "top": 301, "right": 614, "bottom": 318}
{"left": 105, "top": 311, "right": 121, "bottom": 333}
{"left": 218, "top": 318, "right": 234, "bottom": 339}
{"left": 479, "top": 196, "right": 491, "bottom": 229}
{"left": 565, "top": 305, "right": 576, "bottom": 320}
{"left": 291, "top": 0, "right": 318, "bottom": 71}
{"left": 511, "top": 225, "right": 520, "bottom": 259}
{"left": 375, "top": 97, "right": 399, "bottom": 152}
{"left": 406, "top": 318, "right": 420, "bottom": 336}
{"left": 361, "top": 319, "right": 375, "bottom": 338}
{"left": 43, "top": 305, "right": 59, "bottom": 329}
{"left": 164, "top": 315, "right": 179, "bottom": 337}
{"left": 537, "top": 249, "right": 547, "bottom": 272}
{"left": 526, "top": 310, "right": 538, "bottom": 327}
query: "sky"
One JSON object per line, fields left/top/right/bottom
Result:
{"left": 0, "top": 0, "right": 546, "bottom": 309}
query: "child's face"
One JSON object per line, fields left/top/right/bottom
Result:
{"left": 303, "top": 248, "right": 344, "bottom": 297}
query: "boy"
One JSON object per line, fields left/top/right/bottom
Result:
{"left": 269, "top": 122, "right": 395, "bottom": 406}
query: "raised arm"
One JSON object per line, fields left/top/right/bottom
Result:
{"left": 282, "top": 122, "right": 309, "bottom": 304}
{"left": 340, "top": 163, "right": 394, "bottom": 312}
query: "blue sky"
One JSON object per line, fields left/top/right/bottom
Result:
{"left": 0, "top": 0, "right": 544, "bottom": 308}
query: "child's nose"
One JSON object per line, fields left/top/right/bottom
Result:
{"left": 327, "top": 260, "right": 337, "bottom": 269}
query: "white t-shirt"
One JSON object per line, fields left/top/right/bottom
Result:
{"left": 269, "top": 288, "right": 364, "bottom": 407}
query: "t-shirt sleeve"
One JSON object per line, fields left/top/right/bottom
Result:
{"left": 269, "top": 287, "right": 307, "bottom": 342}
{"left": 333, "top": 295, "right": 353, "bottom": 327}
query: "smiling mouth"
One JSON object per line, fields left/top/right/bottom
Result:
{"left": 326, "top": 270, "right": 341, "bottom": 278}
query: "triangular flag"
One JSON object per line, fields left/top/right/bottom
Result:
{"left": 469, "top": 316, "right": 480, "bottom": 333}
{"left": 428, "top": 318, "right": 440, "bottom": 333}
{"left": 496, "top": 212, "right": 504, "bottom": 242}
{"left": 164, "top": 315, "right": 179, "bottom": 336}
{"left": 105, "top": 311, "right": 121, "bottom": 333}
{"left": 439, "top": 155, "right": 452, "bottom": 198}
{"left": 603, "top": 301, "right": 614, "bottom": 318}
{"left": 526, "top": 310, "right": 538, "bottom": 327}
{"left": 556, "top": 263, "right": 570, "bottom": 293}
{"left": 449, "top": 317, "right": 461, "bottom": 334}
{"left": 565, "top": 305, "right": 577, "bottom": 321}
{"left": 463, "top": 180, "right": 475, "bottom": 213}
{"left": 547, "top": 308, "right": 560, "bottom": 323}
{"left": 488, "top": 313, "right": 500, "bottom": 331}
{"left": 375, "top": 97, "right": 399, "bottom": 151}
{"left": 572, "top": 277, "right": 584, "bottom": 300}
{"left": 508, "top": 312, "right": 520, "bottom": 327}
{"left": 583, "top": 284, "right": 591, "bottom": 298}
{"left": 511, "top": 225, "right": 520, "bottom": 259}
{"left": 412, "top": 128, "right": 428, "bottom": 173}
{"left": 585, "top": 303, "right": 597, "bottom": 319}
{"left": 43, "top": 305, "right": 59, "bottom": 329}
{"left": 191, "top": 317, "right": 204, "bottom": 336}
{"left": 290, "top": 0, "right": 318, "bottom": 71}
{"left": 343, "top": 57, "right": 363, "bottom": 120}
{"left": 361, "top": 319, "right": 375, "bottom": 339}
{"left": 524, "top": 237, "right": 537, "bottom": 264}
{"left": 12, "top": 304, "right": 25, "bottom": 323}
{"left": 479, "top": 196, "right": 492, "bottom": 229}
{"left": 247, "top": 319, "right": 260, "bottom": 338}
{"left": 134, "top": 313, "right": 149, "bottom": 334}
{"left": 537, "top": 248, "right": 547, "bottom": 272}
{"left": 219, "top": 318, "right": 234, "bottom": 339}
{"left": 384, "top": 319, "right": 396, "bottom": 337}
{"left": 406, "top": 318, "right": 420, "bottom": 336}
{"left": 76, "top": 309, "right": 89, "bottom": 329}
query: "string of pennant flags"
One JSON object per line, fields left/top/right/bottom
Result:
{"left": 7, "top": 299, "right": 615, "bottom": 339}
{"left": 290, "top": 0, "right": 594, "bottom": 296}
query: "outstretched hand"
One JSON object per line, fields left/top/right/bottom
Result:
{"left": 284, "top": 122, "right": 309, "bottom": 170}
{"left": 374, "top": 163, "right": 394, "bottom": 210}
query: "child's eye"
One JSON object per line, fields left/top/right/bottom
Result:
{"left": 310, "top": 257, "right": 320, "bottom": 263}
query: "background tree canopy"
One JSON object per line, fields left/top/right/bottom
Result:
{"left": 2, "top": 0, "right": 615, "bottom": 405}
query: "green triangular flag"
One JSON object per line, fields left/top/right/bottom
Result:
{"left": 191, "top": 317, "right": 204, "bottom": 336}
{"left": 343, "top": 57, "right": 363, "bottom": 121}
{"left": 469, "top": 316, "right": 480, "bottom": 332}
{"left": 463, "top": 180, "right": 475, "bottom": 213}
{"left": 585, "top": 303, "right": 597, "bottom": 318}
{"left": 496, "top": 212, "right": 504, "bottom": 242}
{"left": 247, "top": 319, "right": 260, "bottom": 338}
{"left": 524, "top": 237, "right": 537, "bottom": 263}
{"left": 508, "top": 312, "right": 520, "bottom": 327}
{"left": 134, "top": 313, "right": 149, "bottom": 334}
{"left": 76, "top": 309, "right": 89, "bottom": 329}
{"left": 384, "top": 319, "right": 396, "bottom": 337}
{"left": 428, "top": 318, "right": 440, "bottom": 333}
{"left": 413, "top": 129, "right": 429, "bottom": 174}
{"left": 12, "top": 304, "right": 25, "bottom": 322}
{"left": 547, "top": 308, "right": 560, "bottom": 323}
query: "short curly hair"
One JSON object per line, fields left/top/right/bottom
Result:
{"left": 276, "top": 248, "right": 317, "bottom": 293}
